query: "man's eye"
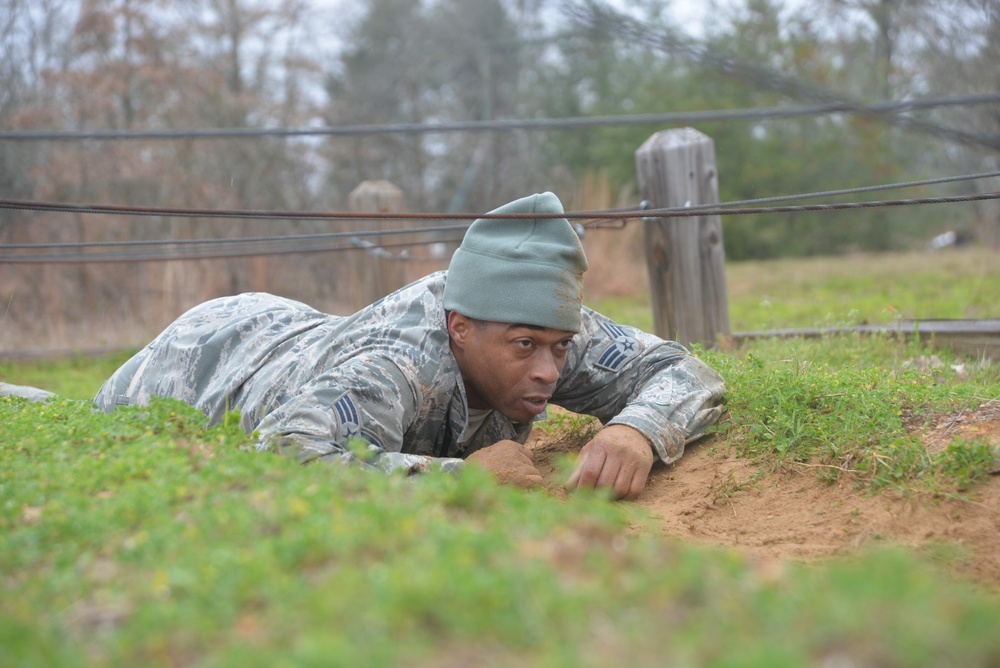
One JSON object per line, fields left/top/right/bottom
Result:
{"left": 515, "top": 339, "right": 533, "bottom": 348}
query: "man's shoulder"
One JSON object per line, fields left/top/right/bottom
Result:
{"left": 386, "top": 271, "right": 447, "bottom": 303}
{"left": 367, "top": 271, "right": 447, "bottom": 324}
{"left": 350, "top": 272, "right": 456, "bottom": 379}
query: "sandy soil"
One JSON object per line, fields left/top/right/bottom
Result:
{"left": 528, "top": 403, "right": 1000, "bottom": 590}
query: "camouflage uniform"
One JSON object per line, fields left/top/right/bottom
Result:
{"left": 93, "top": 271, "right": 725, "bottom": 474}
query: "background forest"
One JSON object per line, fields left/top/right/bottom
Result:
{"left": 1, "top": 0, "right": 998, "bottom": 352}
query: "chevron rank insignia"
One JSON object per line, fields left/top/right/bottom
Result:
{"left": 334, "top": 393, "right": 361, "bottom": 440}
{"left": 595, "top": 322, "right": 640, "bottom": 371}
{"left": 333, "top": 393, "right": 383, "bottom": 450}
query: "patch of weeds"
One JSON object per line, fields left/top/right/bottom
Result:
{"left": 712, "top": 467, "right": 763, "bottom": 502}
{"left": 701, "top": 334, "right": 1000, "bottom": 495}
{"left": 534, "top": 409, "right": 601, "bottom": 448}
{"left": 934, "top": 438, "right": 999, "bottom": 492}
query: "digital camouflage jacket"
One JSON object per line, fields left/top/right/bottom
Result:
{"left": 93, "top": 272, "right": 725, "bottom": 474}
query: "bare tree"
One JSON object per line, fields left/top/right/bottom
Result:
{"left": 0, "top": 0, "right": 336, "bottom": 351}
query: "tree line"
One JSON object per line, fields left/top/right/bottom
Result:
{"left": 0, "top": 0, "right": 997, "bottom": 350}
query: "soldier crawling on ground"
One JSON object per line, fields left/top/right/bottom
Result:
{"left": 2, "top": 192, "right": 725, "bottom": 500}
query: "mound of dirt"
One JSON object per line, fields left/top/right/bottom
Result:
{"left": 528, "top": 404, "right": 1000, "bottom": 590}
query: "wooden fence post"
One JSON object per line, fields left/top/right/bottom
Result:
{"left": 635, "top": 127, "right": 730, "bottom": 348}
{"left": 347, "top": 180, "right": 408, "bottom": 310}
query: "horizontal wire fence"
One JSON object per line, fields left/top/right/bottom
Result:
{"left": 3, "top": 94, "right": 998, "bottom": 142}
{"left": 3, "top": 19, "right": 998, "bottom": 357}
{"left": 2, "top": 170, "right": 999, "bottom": 263}
{"left": 3, "top": 89, "right": 998, "bottom": 263}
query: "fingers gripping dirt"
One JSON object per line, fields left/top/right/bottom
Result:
{"left": 466, "top": 427, "right": 656, "bottom": 500}
{"left": 566, "top": 425, "right": 656, "bottom": 500}
{"left": 465, "top": 440, "right": 545, "bottom": 488}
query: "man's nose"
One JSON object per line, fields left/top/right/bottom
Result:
{"left": 530, "top": 349, "right": 560, "bottom": 385}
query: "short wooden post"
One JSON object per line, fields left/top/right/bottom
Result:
{"left": 635, "top": 128, "right": 730, "bottom": 348}
{"left": 348, "top": 180, "right": 408, "bottom": 310}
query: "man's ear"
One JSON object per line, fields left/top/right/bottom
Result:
{"left": 447, "top": 311, "right": 472, "bottom": 349}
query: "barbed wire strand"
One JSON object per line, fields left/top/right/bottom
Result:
{"left": 4, "top": 191, "right": 998, "bottom": 264}
{"left": 5, "top": 186, "right": 1000, "bottom": 253}
{"left": 0, "top": 235, "right": 464, "bottom": 264}
{"left": 2, "top": 169, "right": 999, "bottom": 226}
{"left": 2, "top": 94, "right": 998, "bottom": 142}
{"left": 591, "top": 169, "right": 1000, "bottom": 219}
{"left": 0, "top": 224, "right": 472, "bottom": 249}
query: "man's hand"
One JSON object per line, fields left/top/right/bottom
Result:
{"left": 565, "top": 425, "right": 655, "bottom": 500}
{"left": 465, "top": 440, "right": 544, "bottom": 488}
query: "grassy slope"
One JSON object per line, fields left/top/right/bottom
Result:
{"left": 4, "top": 398, "right": 1000, "bottom": 667}
{"left": 589, "top": 246, "right": 1000, "bottom": 333}
{"left": 3, "top": 247, "right": 1000, "bottom": 666}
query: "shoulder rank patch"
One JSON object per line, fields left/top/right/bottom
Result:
{"left": 596, "top": 321, "right": 641, "bottom": 371}
{"left": 333, "top": 393, "right": 383, "bottom": 450}
{"left": 334, "top": 393, "right": 361, "bottom": 440}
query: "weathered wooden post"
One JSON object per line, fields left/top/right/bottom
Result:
{"left": 635, "top": 128, "right": 730, "bottom": 348}
{"left": 348, "top": 180, "right": 408, "bottom": 310}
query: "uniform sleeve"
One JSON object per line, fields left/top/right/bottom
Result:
{"left": 253, "top": 357, "right": 465, "bottom": 475}
{"left": 552, "top": 307, "right": 725, "bottom": 464}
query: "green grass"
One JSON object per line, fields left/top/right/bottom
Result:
{"left": 0, "top": 350, "right": 136, "bottom": 400}
{"left": 589, "top": 247, "right": 1000, "bottom": 333}
{"left": 700, "top": 333, "right": 1000, "bottom": 494}
{"left": 3, "top": 396, "right": 1000, "bottom": 666}
{"left": 3, "top": 247, "right": 1000, "bottom": 665}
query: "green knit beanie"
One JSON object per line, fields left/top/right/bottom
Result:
{"left": 443, "top": 192, "right": 588, "bottom": 332}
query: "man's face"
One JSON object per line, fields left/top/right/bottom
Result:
{"left": 447, "top": 312, "right": 575, "bottom": 424}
